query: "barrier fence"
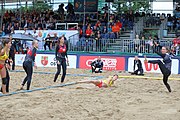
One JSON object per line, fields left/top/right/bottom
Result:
{"left": 15, "top": 53, "right": 180, "bottom": 74}
{"left": 69, "top": 37, "right": 116, "bottom": 52}
{"left": 68, "top": 38, "right": 179, "bottom": 55}
{"left": 122, "top": 39, "right": 173, "bottom": 54}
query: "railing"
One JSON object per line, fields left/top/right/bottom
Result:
{"left": 69, "top": 37, "right": 116, "bottom": 52}
{"left": 68, "top": 38, "right": 179, "bottom": 55}
{"left": 68, "top": 33, "right": 80, "bottom": 47}
{"left": 122, "top": 39, "right": 172, "bottom": 54}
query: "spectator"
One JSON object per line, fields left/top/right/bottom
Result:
{"left": 102, "top": 26, "right": 108, "bottom": 34}
{"left": 14, "top": 23, "right": 20, "bottom": 30}
{"left": 85, "top": 26, "right": 93, "bottom": 38}
{"left": 46, "top": 20, "right": 51, "bottom": 29}
{"left": 153, "top": 35, "right": 160, "bottom": 51}
{"left": 62, "top": 34, "right": 68, "bottom": 51}
{"left": 103, "top": 12, "right": 108, "bottom": 23}
{"left": 78, "top": 27, "right": 83, "bottom": 38}
{"left": 92, "top": 26, "right": 98, "bottom": 36}
{"left": 31, "top": 28, "right": 38, "bottom": 38}
{"left": 11, "top": 27, "right": 15, "bottom": 34}
{"left": 4, "top": 25, "right": 11, "bottom": 34}
{"left": 108, "top": 25, "right": 112, "bottom": 33}
{"left": 85, "top": 16, "right": 91, "bottom": 24}
{"left": 116, "top": 20, "right": 122, "bottom": 29}
{"left": 96, "top": 22, "right": 103, "bottom": 33}
{"left": 112, "top": 23, "right": 120, "bottom": 38}
{"left": 172, "top": 35, "right": 180, "bottom": 55}
{"left": 134, "top": 34, "right": 140, "bottom": 53}
{"left": 95, "top": 20, "right": 101, "bottom": 27}
{"left": 147, "top": 35, "right": 153, "bottom": 53}
{"left": 24, "top": 19, "right": 29, "bottom": 28}
{"left": 53, "top": 33, "right": 58, "bottom": 48}
{"left": 139, "top": 36, "right": 145, "bottom": 53}
{"left": 37, "top": 21, "right": 43, "bottom": 29}
{"left": 109, "top": 16, "right": 114, "bottom": 24}
{"left": 58, "top": 3, "right": 65, "bottom": 21}
{"left": 102, "top": 4, "right": 108, "bottom": 13}
{"left": 23, "top": 28, "right": 29, "bottom": 35}
{"left": 167, "top": 16, "right": 174, "bottom": 31}
{"left": 44, "top": 34, "right": 52, "bottom": 51}
{"left": 127, "top": 10, "right": 134, "bottom": 29}
{"left": 95, "top": 31, "right": 102, "bottom": 51}
{"left": 9, "top": 35, "right": 16, "bottom": 70}
{"left": 65, "top": 3, "right": 74, "bottom": 14}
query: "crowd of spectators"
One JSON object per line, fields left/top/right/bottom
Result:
{"left": 0, "top": 3, "right": 135, "bottom": 37}
{"left": 167, "top": 2, "right": 180, "bottom": 32}
{"left": 167, "top": 15, "right": 180, "bottom": 32}
{"left": 0, "top": 2, "right": 179, "bottom": 54}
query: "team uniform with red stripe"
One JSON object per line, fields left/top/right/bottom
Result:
{"left": 54, "top": 44, "right": 68, "bottom": 83}
{"left": 22, "top": 47, "right": 37, "bottom": 90}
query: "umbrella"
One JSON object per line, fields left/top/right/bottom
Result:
{"left": 0, "top": 33, "right": 39, "bottom": 41}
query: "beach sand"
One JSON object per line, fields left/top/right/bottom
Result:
{"left": 0, "top": 67, "right": 180, "bottom": 120}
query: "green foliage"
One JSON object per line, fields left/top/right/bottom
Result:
{"left": 143, "top": 29, "right": 158, "bottom": 39}
{"left": 6, "top": 2, "right": 52, "bottom": 13}
{"left": 113, "top": 0, "right": 150, "bottom": 13}
{"left": 30, "top": 2, "right": 52, "bottom": 12}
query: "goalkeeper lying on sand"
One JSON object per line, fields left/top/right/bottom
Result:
{"left": 76, "top": 74, "right": 118, "bottom": 88}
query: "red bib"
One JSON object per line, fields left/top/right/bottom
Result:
{"left": 58, "top": 45, "right": 66, "bottom": 53}
{"left": 27, "top": 49, "right": 36, "bottom": 56}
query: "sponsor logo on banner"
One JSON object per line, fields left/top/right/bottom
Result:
{"left": 49, "top": 57, "right": 57, "bottom": 67}
{"left": 15, "top": 54, "right": 77, "bottom": 68}
{"left": 79, "top": 56, "right": 125, "bottom": 70}
{"left": 144, "top": 62, "right": 159, "bottom": 71}
{"left": 41, "top": 56, "right": 48, "bottom": 66}
{"left": 128, "top": 57, "right": 179, "bottom": 74}
{"left": 15, "top": 54, "right": 25, "bottom": 65}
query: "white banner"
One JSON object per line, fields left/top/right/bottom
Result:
{"left": 15, "top": 30, "right": 78, "bottom": 39}
{"left": 14, "top": 30, "right": 79, "bottom": 50}
{"left": 15, "top": 54, "right": 77, "bottom": 68}
{"left": 128, "top": 57, "right": 179, "bottom": 74}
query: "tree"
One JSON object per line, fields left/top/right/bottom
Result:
{"left": 17, "top": 1, "right": 52, "bottom": 13}
{"left": 113, "top": 0, "right": 150, "bottom": 13}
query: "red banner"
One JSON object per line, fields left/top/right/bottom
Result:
{"left": 79, "top": 56, "right": 125, "bottom": 71}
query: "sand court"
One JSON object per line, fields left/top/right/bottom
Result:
{"left": 0, "top": 67, "right": 180, "bottom": 120}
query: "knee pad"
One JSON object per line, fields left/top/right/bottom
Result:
{"left": 2, "top": 78, "right": 7, "bottom": 85}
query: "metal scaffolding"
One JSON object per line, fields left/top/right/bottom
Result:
{"left": 0, "top": 0, "right": 4, "bottom": 30}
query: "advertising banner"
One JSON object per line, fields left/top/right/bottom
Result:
{"left": 74, "top": 0, "right": 98, "bottom": 12}
{"left": 79, "top": 56, "right": 125, "bottom": 71}
{"left": 15, "top": 54, "right": 77, "bottom": 68}
{"left": 128, "top": 57, "right": 179, "bottom": 74}
{"left": 14, "top": 30, "right": 78, "bottom": 39}
{"left": 14, "top": 30, "right": 78, "bottom": 50}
